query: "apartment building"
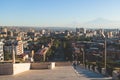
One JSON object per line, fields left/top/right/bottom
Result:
{"left": 4, "top": 40, "right": 24, "bottom": 55}
{"left": 0, "top": 41, "right": 4, "bottom": 62}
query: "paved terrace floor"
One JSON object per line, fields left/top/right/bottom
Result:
{"left": 75, "top": 66, "right": 112, "bottom": 80}
{"left": 0, "top": 66, "right": 112, "bottom": 80}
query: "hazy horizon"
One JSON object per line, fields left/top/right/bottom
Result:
{"left": 0, "top": 0, "right": 120, "bottom": 28}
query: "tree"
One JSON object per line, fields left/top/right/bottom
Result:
{"left": 4, "top": 52, "right": 12, "bottom": 60}
{"left": 54, "top": 40, "right": 60, "bottom": 48}
{"left": 63, "top": 40, "right": 73, "bottom": 61}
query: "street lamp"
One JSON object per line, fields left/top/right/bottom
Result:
{"left": 102, "top": 33, "right": 107, "bottom": 72}
{"left": 12, "top": 44, "right": 15, "bottom": 64}
{"left": 104, "top": 38, "right": 107, "bottom": 71}
{"left": 81, "top": 48, "right": 85, "bottom": 66}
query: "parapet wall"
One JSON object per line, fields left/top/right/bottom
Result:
{"left": 31, "top": 62, "right": 50, "bottom": 69}
{"left": 31, "top": 62, "right": 55, "bottom": 69}
{"left": 13, "top": 63, "right": 30, "bottom": 75}
{"left": 0, "top": 63, "right": 13, "bottom": 75}
{"left": 55, "top": 62, "right": 72, "bottom": 66}
{"left": 0, "top": 62, "right": 71, "bottom": 75}
{"left": 0, "top": 63, "right": 30, "bottom": 75}
{"left": 31, "top": 62, "right": 71, "bottom": 69}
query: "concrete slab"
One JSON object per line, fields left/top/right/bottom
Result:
{"left": 0, "top": 66, "right": 80, "bottom": 80}
{"left": 0, "top": 66, "right": 112, "bottom": 80}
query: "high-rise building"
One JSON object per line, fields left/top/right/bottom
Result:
{"left": 76, "top": 28, "right": 86, "bottom": 34}
{"left": 4, "top": 40, "right": 24, "bottom": 56}
{"left": 0, "top": 27, "right": 8, "bottom": 37}
{"left": 0, "top": 41, "right": 4, "bottom": 62}
{"left": 107, "top": 31, "right": 113, "bottom": 38}
{"left": 15, "top": 40, "right": 24, "bottom": 55}
{"left": 2, "top": 28, "right": 7, "bottom": 33}
{"left": 41, "top": 29, "right": 46, "bottom": 34}
{"left": 97, "top": 29, "right": 104, "bottom": 34}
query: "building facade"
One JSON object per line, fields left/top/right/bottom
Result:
{"left": 16, "top": 40, "right": 24, "bottom": 55}
{"left": 0, "top": 42, "right": 4, "bottom": 62}
{"left": 4, "top": 40, "right": 24, "bottom": 56}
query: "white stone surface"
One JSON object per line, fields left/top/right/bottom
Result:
{"left": 13, "top": 63, "right": 30, "bottom": 75}
{"left": 48, "top": 62, "right": 55, "bottom": 69}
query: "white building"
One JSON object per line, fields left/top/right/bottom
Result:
{"left": 41, "top": 29, "right": 46, "bottom": 34}
{"left": 76, "top": 28, "right": 86, "bottom": 34}
{"left": 14, "top": 40, "right": 24, "bottom": 55}
{"left": 0, "top": 42, "right": 4, "bottom": 62}
{"left": 4, "top": 40, "right": 24, "bottom": 55}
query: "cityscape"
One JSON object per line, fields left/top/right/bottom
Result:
{"left": 0, "top": 0, "right": 120, "bottom": 80}
{"left": 0, "top": 26, "right": 119, "bottom": 79}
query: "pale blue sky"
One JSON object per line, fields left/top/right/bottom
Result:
{"left": 0, "top": 0, "right": 120, "bottom": 27}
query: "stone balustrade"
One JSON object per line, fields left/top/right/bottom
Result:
{"left": 95, "top": 66, "right": 99, "bottom": 73}
{"left": 80, "top": 63, "right": 120, "bottom": 79}
{"left": 112, "top": 70, "right": 120, "bottom": 80}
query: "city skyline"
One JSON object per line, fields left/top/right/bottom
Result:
{"left": 0, "top": 0, "right": 120, "bottom": 28}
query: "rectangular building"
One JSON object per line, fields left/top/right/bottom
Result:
{"left": 0, "top": 42, "right": 4, "bottom": 62}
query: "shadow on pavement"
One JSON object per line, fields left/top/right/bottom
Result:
{"left": 73, "top": 66, "right": 112, "bottom": 80}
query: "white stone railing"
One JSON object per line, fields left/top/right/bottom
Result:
{"left": 80, "top": 64, "right": 120, "bottom": 80}
{"left": 112, "top": 70, "right": 120, "bottom": 80}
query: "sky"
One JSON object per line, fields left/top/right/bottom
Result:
{"left": 0, "top": 0, "right": 120, "bottom": 28}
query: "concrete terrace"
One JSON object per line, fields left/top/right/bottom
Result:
{"left": 75, "top": 66, "right": 112, "bottom": 80}
{"left": 0, "top": 66, "right": 112, "bottom": 80}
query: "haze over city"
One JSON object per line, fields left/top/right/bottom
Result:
{"left": 0, "top": 0, "right": 120, "bottom": 28}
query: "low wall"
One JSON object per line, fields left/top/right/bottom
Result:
{"left": 48, "top": 62, "right": 55, "bottom": 69}
{"left": 0, "top": 63, "right": 30, "bottom": 75}
{"left": 0, "top": 62, "right": 72, "bottom": 75}
{"left": 55, "top": 62, "right": 71, "bottom": 66}
{"left": 31, "top": 62, "right": 50, "bottom": 69}
{"left": 31, "top": 62, "right": 56, "bottom": 69}
{"left": 0, "top": 63, "right": 13, "bottom": 75}
{"left": 13, "top": 63, "right": 30, "bottom": 75}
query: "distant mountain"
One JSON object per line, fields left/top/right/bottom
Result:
{"left": 80, "top": 18, "right": 120, "bottom": 29}
{"left": 85, "top": 18, "right": 112, "bottom": 24}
